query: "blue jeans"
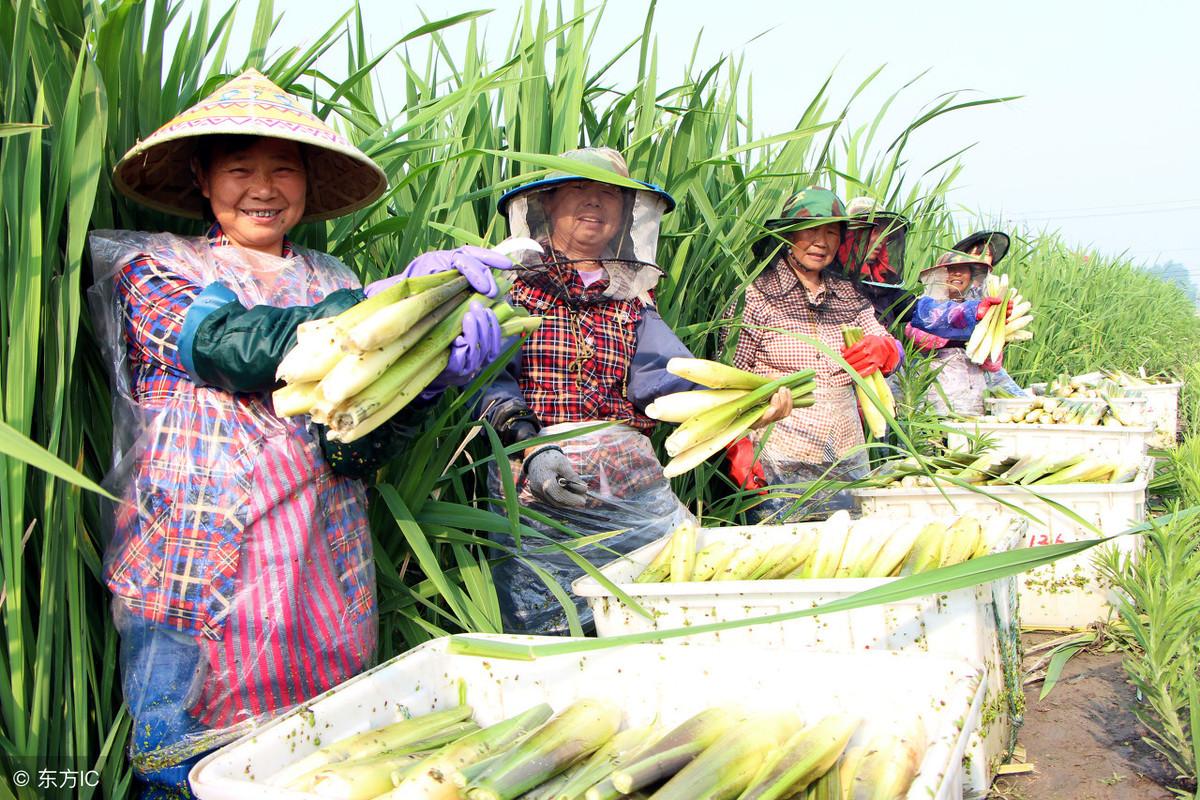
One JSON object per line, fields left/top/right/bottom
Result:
{"left": 117, "top": 609, "right": 209, "bottom": 798}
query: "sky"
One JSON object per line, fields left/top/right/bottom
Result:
{"left": 204, "top": 0, "right": 1200, "bottom": 273}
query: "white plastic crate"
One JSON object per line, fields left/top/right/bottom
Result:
{"left": 985, "top": 394, "right": 1148, "bottom": 425}
{"left": 944, "top": 419, "right": 1153, "bottom": 462}
{"left": 190, "top": 637, "right": 984, "bottom": 800}
{"left": 1133, "top": 382, "right": 1182, "bottom": 440}
{"left": 852, "top": 459, "right": 1151, "bottom": 629}
{"left": 572, "top": 513, "right": 1023, "bottom": 797}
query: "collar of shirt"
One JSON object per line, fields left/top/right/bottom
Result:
{"left": 769, "top": 258, "right": 856, "bottom": 305}
{"left": 205, "top": 222, "right": 295, "bottom": 259}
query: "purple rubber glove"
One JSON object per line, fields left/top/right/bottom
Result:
{"left": 365, "top": 246, "right": 514, "bottom": 299}
{"left": 423, "top": 301, "right": 503, "bottom": 395}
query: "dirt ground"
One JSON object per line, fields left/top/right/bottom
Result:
{"left": 989, "top": 635, "right": 1180, "bottom": 800}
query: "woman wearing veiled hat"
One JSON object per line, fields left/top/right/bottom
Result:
{"left": 905, "top": 231, "right": 1026, "bottom": 415}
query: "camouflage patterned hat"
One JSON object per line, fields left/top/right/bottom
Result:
{"left": 753, "top": 186, "right": 848, "bottom": 258}
{"left": 918, "top": 249, "right": 994, "bottom": 276}
{"left": 497, "top": 147, "right": 675, "bottom": 216}
{"left": 952, "top": 230, "right": 1010, "bottom": 266}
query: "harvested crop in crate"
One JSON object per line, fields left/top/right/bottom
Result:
{"left": 263, "top": 699, "right": 922, "bottom": 800}
{"left": 634, "top": 511, "right": 1002, "bottom": 583}
{"left": 875, "top": 452, "right": 1140, "bottom": 489}
{"left": 648, "top": 359, "right": 817, "bottom": 479}
{"left": 986, "top": 395, "right": 1141, "bottom": 426}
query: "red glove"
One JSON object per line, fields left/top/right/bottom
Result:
{"left": 905, "top": 322, "right": 949, "bottom": 353}
{"left": 981, "top": 352, "right": 1003, "bottom": 373}
{"left": 841, "top": 334, "right": 901, "bottom": 377}
{"left": 725, "top": 437, "right": 767, "bottom": 492}
{"left": 976, "top": 297, "right": 1014, "bottom": 321}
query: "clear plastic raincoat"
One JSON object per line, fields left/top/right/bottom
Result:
{"left": 89, "top": 228, "right": 378, "bottom": 792}
{"left": 481, "top": 153, "right": 696, "bottom": 634}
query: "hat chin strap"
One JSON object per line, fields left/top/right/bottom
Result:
{"left": 785, "top": 250, "right": 825, "bottom": 280}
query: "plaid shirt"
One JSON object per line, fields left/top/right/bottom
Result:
{"left": 730, "top": 260, "right": 897, "bottom": 462}
{"left": 507, "top": 263, "right": 655, "bottom": 432}
{"left": 107, "top": 225, "right": 374, "bottom": 646}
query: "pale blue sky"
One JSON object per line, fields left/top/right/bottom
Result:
{"left": 206, "top": 0, "right": 1200, "bottom": 271}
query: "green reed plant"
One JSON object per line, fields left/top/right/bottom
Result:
{"left": 4, "top": 1, "right": 1183, "bottom": 797}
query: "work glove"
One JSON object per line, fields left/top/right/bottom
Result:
{"left": 975, "top": 297, "right": 1014, "bottom": 321}
{"left": 840, "top": 334, "right": 901, "bottom": 377}
{"left": 524, "top": 446, "right": 588, "bottom": 508}
{"left": 981, "top": 353, "right": 1004, "bottom": 373}
{"left": 365, "top": 246, "right": 515, "bottom": 299}
{"left": 424, "top": 301, "right": 503, "bottom": 393}
{"left": 724, "top": 437, "right": 767, "bottom": 492}
{"left": 905, "top": 322, "right": 949, "bottom": 353}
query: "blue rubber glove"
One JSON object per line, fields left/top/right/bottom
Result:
{"left": 425, "top": 301, "right": 503, "bottom": 393}
{"left": 365, "top": 246, "right": 514, "bottom": 299}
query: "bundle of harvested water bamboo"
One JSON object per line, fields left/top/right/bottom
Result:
{"left": 634, "top": 512, "right": 1001, "bottom": 583}
{"left": 840, "top": 326, "right": 894, "bottom": 438}
{"left": 966, "top": 274, "right": 1033, "bottom": 362}
{"left": 262, "top": 698, "right": 924, "bottom": 800}
{"left": 877, "top": 451, "right": 1140, "bottom": 489}
{"left": 273, "top": 270, "right": 538, "bottom": 443}
{"left": 647, "top": 359, "right": 817, "bottom": 478}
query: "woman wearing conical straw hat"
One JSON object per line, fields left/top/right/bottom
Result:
{"left": 90, "top": 69, "right": 512, "bottom": 797}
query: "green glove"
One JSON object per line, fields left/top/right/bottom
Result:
{"left": 182, "top": 284, "right": 361, "bottom": 394}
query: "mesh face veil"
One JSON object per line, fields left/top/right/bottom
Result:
{"left": 919, "top": 264, "right": 990, "bottom": 301}
{"left": 503, "top": 183, "right": 669, "bottom": 271}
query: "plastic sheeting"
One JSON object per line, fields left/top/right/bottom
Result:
{"left": 88, "top": 230, "right": 377, "bottom": 791}
{"left": 926, "top": 347, "right": 988, "bottom": 416}
{"left": 488, "top": 423, "right": 693, "bottom": 635}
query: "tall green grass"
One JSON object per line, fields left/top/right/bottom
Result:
{"left": 2, "top": 0, "right": 1195, "bottom": 797}
{"left": 994, "top": 238, "right": 1200, "bottom": 391}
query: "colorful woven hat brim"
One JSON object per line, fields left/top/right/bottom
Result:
{"left": 113, "top": 69, "right": 387, "bottom": 222}
{"left": 498, "top": 174, "right": 676, "bottom": 216}
{"left": 952, "top": 231, "right": 1011, "bottom": 266}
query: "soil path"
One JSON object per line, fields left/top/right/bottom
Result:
{"left": 991, "top": 637, "right": 1179, "bottom": 799}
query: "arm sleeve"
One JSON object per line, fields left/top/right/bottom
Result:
{"left": 476, "top": 339, "right": 543, "bottom": 446}
{"left": 315, "top": 414, "right": 420, "bottom": 481}
{"left": 186, "top": 287, "right": 362, "bottom": 394}
{"left": 912, "top": 297, "right": 981, "bottom": 340}
{"left": 627, "top": 306, "right": 701, "bottom": 410}
{"left": 115, "top": 255, "right": 202, "bottom": 379}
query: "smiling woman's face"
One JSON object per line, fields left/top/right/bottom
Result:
{"left": 195, "top": 137, "right": 307, "bottom": 257}
{"left": 544, "top": 180, "right": 626, "bottom": 260}
{"left": 945, "top": 264, "right": 973, "bottom": 297}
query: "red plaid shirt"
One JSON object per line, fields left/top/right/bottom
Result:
{"left": 507, "top": 264, "right": 655, "bottom": 432}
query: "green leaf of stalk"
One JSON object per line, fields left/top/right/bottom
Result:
{"left": 349, "top": 275, "right": 469, "bottom": 351}
{"left": 1039, "top": 643, "right": 1087, "bottom": 700}
{"left": 448, "top": 511, "right": 1200, "bottom": 661}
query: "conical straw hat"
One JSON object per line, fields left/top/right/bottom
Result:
{"left": 113, "top": 69, "right": 387, "bottom": 222}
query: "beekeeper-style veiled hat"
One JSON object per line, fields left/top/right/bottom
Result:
{"left": 113, "top": 69, "right": 387, "bottom": 222}
{"left": 952, "top": 230, "right": 1010, "bottom": 266}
